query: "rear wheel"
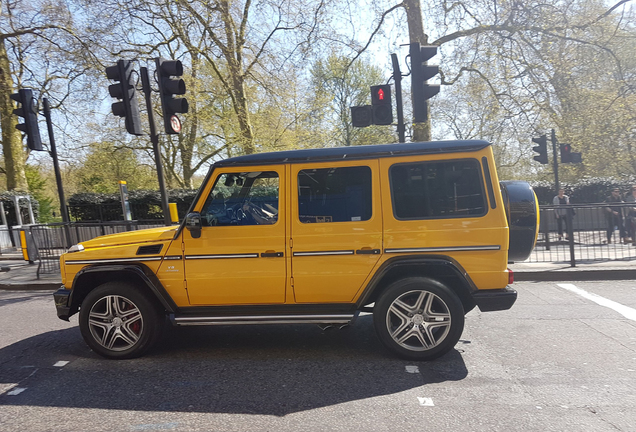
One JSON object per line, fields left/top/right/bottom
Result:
{"left": 373, "top": 277, "right": 464, "bottom": 360}
{"left": 79, "top": 282, "right": 163, "bottom": 359}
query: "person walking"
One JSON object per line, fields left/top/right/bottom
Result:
{"left": 605, "top": 188, "right": 629, "bottom": 244}
{"left": 553, "top": 188, "right": 570, "bottom": 241}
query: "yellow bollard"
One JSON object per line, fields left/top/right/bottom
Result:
{"left": 19, "top": 230, "right": 29, "bottom": 261}
{"left": 169, "top": 203, "right": 179, "bottom": 224}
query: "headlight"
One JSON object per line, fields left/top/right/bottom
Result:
{"left": 67, "top": 244, "right": 84, "bottom": 253}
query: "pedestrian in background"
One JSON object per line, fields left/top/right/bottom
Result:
{"left": 625, "top": 186, "right": 636, "bottom": 246}
{"left": 553, "top": 188, "right": 570, "bottom": 241}
{"left": 605, "top": 188, "right": 629, "bottom": 244}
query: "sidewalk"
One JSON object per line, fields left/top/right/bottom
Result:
{"left": 0, "top": 251, "right": 62, "bottom": 290}
{"left": 510, "top": 260, "right": 636, "bottom": 282}
{"left": 2, "top": 249, "right": 635, "bottom": 291}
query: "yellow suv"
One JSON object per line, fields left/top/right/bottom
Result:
{"left": 54, "top": 140, "right": 538, "bottom": 360}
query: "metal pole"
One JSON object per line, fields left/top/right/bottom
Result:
{"left": 391, "top": 53, "right": 405, "bottom": 143}
{"left": 12, "top": 196, "right": 23, "bottom": 226}
{"left": 551, "top": 128, "right": 559, "bottom": 192}
{"left": 42, "top": 98, "right": 72, "bottom": 247}
{"left": 141, "top": 66, "right": 172, "bottom": 226}
{"left": 567, "top": 207, "right": 576, "bottom": 267}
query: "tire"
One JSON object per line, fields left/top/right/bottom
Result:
{"left": 373, "top": 277, "right": 465, "bottom": 361}
{"left": 79, "top": 282, "right": 163, "bottom": 359}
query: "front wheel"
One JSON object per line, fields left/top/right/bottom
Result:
{"left": 79, "top": 283, "right": 163, "bottom": 359}
{"left": 373, "top": 277, "right": 465, "bottom": 361}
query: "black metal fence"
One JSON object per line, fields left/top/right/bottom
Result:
{"left": 9, "top": 203, "right": 636, "bottom": 278}
{"left": 16, "top": 221, "right": 165, "bottom": 277}
{"left": 529, "top": 203, "right": 636, "bottom": 265}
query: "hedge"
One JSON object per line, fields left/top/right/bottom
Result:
{"left": 68, "top": 189, "right": 198, "bottom": 222}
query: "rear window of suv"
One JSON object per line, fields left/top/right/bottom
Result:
{"left": 389, "top": 159, "right": 487, "bottom": 219}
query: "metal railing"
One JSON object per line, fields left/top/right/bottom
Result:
{"left": 528, "top": 203, "right": 636, "bottom": 266}
{"left": 8, "top": 202, "right": 636, "bottom": 278}
{"left": 16, "top": 221, "right": 166, "bottom": 277}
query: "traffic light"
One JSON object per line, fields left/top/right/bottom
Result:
{"left": 560, "top": 144, "right": 571, "bottom": 163}
{"left": 532, "top": 135, "right": 548, "bottom": 164}
{"left": 105, "top": 60, "right": 143, "bottom": 135}
{"left": 560, "top": 143, "right": 582, "bottom": 163}
{"left": 10, "top": 89, "right": 43, "bottom": 151}
{"left": 370, "top": 85, "right": 393, "bottom": 125}
{"left": 351, "top": 105, "right": 373, "bottom": 127}
{"left": 155, "top": 58, "right": 189, "bottom": 134}
{"left": 410, "top": 43, "right": 440, "bottom": 123}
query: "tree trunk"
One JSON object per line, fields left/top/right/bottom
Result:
{"left": 0, "top": 38, "right": 28, "bottom": 191}
{"left": 403, "top": 0, "right": 432, "bottom": 142}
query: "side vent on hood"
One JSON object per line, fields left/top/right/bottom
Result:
{"left": 137, "top": 244, "right": 163, "bottom": 255}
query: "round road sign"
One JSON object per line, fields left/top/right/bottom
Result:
{"left": 170, "top": 115, "right": 181, "bottom": 133}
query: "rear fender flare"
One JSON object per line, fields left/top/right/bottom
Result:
{"left": 357, "top": 255, "right": 478, "bottom": 313}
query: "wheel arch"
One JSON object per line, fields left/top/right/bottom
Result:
{"left": 67, "top": 264, "right": 177, "bottom": 318}
{"left": 357, "top": 256, "right": 477, "bottom": 313}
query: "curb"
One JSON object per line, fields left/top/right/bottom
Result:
{"left": 514, "top": 269, "right": 636, "bottom": 282}
{"left": 0, "top": 283, "right": 60, "bottom": 291}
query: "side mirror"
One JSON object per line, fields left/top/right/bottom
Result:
{"left": 185, "top": 212, "right": 202, "bottom": 239}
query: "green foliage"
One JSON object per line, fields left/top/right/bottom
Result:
{"left": 67, "top": 189, "right": 199, "bottom": 222}
{"left": 25, "top": 165, "right": 55, "bottom": 223}
{"left": 72, "top": 142, "right": 157, "bottom": 193}
{"left": 308, "top": 53, "right": 397, "bottom": 147}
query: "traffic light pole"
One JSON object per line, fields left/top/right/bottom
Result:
{"left": 391, "top": 54, "right": 405, "bottom": 143}
{"left": 141, "top": 67, "right": 172, "bottom": 226}
{"left": 42, "top": 98, "right": 72, "bottom": 247}
{"left": 551, "top": 129, "right": 560, "bottom": 192}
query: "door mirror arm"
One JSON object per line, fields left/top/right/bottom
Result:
{"left": 185, "top": 212, "right": 202, "bottom": 239}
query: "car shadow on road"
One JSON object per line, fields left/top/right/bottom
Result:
{"left": 0, "top": 315, "right": 468, "bottom": 416}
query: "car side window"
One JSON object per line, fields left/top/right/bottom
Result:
{"left": 390, "top": 159, "right": 487, "bottom": 219}
{"left": 201, "top": 171, "right": 279, "bottom": 226}
{"left": 297, "top": 166, "right": 372, "bottom": 223}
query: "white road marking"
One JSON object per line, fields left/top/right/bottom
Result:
{"left": 417, "top": 397, "right": 434, "bottom": 406}
{"left": 0, "top": 384, "right": 18, "bottom": 395}
{"left": 7, "top": 387, "right": 26, "bottom": 396}
{"left": 557, "top": 283, "right": 636, "bottom": 322}
{"left": 53, "top": 361, "right": 69, "bottom": 367}
{"left": 405, "top": 365, "right": 420, "bottom": 374}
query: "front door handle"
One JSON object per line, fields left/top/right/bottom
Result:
{"left": 356, "top": 248, "right": 381, "bottom": 255}
{"left": 261, "top": 251, "right": 284, "bottom": 258}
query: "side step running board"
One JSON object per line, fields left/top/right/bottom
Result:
{"left": 171, "top": 313, "right": 357, "bottom": 326}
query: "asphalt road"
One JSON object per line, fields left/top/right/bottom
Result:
{"left": 0, "top": 281, "right": 635, "bottom": 432}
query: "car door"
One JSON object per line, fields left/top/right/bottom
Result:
{"left": 290, "top": 161, "right": 382, "bottom": 303}
{"left": 183, "top": 166, "right": 287, "bottom": 305}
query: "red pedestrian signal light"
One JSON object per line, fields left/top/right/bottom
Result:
{"left": 560, "top": 143, "right": 582, "bottom": 163}
{"left": 370, "top": 85, "right": 392, "bottom": 125}
{"left": 560, "top": 143, "right": 571, "bottom": 163}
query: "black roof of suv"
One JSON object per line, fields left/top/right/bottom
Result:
{"left": 215, "top": 140, "right": 491, "bottom": 167}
